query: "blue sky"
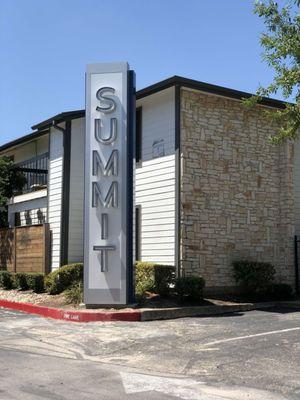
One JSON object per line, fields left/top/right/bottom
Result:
{"left": 0, "top": 0, "right": 288, "bottom": 145}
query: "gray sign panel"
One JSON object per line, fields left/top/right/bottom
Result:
{"left": 84, "top": 62, "right": 134, "bottom": 305}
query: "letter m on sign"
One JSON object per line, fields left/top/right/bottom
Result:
{"left": 92, "top": 181, "right": 118, "bottom": 208}
{"left": 92, "top": 150, "right": 118, "bottom": 177}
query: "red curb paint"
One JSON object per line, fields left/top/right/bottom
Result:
{"left": 0, "top": 299, "right": 141, "bottom": 322}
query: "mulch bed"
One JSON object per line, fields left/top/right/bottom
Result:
{"left": 0, "top": 288, "right": 71, "bottom": 308}
{"left": 0, "top": 288, "right": 247, "bottom": 310}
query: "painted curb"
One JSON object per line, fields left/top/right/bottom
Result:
{"left": 1, "top": 298, "right": 298, "bottom": 323}
{"left": 0, "top": 299, "right": 141, "bottom": 322}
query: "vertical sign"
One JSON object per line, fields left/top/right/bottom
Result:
{"left": 84, "top": 62, "right": 135, "bottom": 305}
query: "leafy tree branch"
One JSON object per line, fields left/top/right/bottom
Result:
{"left": 244, "top": 0, "right": 300, "bottom": 143}
{"left": 0, "top": 157, "right": 27, "bottom": 227}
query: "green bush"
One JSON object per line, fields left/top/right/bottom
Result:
{"left": 135, "top": 262, "right": 174, "bottom": 297}
{"left": 45, "top": 263, "right": 83, "bottom": 294}
{"left": 174, "top": 276, "right": 205, "bottom": 303}
{"left": 0, "top": 271, "right": 14, "bottom": 289}
{"left": 26, "top": 273, "right": 45, "bottom": 293}
{"left": 15, "top": 273, "right": 29, "bottom": 290}
{"left": 7, "top": 272, "right": 45, "bottom": 293}
{"left": 64, "top": 282, "right": 83, "bottom": 304}
{"left": 233, "top": 260, "right": 275, "bottom": 294}
{"left": 266, "top": 283, "right": 294, "bottom": 301}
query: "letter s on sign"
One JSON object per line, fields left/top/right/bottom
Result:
{"left": 96, "top": 87, "right": 116, "bottom": 113}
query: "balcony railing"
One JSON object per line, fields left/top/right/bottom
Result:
{"left": 15, "top": 153, "right": 49, "bottom": 195}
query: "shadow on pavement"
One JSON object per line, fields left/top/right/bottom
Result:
{"left": 257, "top": 306, "right": 300, "bottom": 314}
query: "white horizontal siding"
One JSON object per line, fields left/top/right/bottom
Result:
{"left": 68, "top": 118, "right": 85, "bottom": 263}
{"left": 136, "top": 87, "right": 176, "bottom": 266}
{"left": 136, "top": 184, "right": 175, "bottom": 196}
{"left": 48, "top": 127, "right": 64, "bottom": 270}
{"left": 136, "top": 194, "right": 175, "bottom": 204}
{"left": 142, "top": 231, "right": 175, "bottom": 238}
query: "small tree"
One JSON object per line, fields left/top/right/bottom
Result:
{"left": 0, "top": 157, "right": 27, "bottom": 227}
{"left": 245, "top": 0, "right": 300, "bottom": 143}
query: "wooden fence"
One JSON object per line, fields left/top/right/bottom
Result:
{"left": 0, "top": 224, "right": 50, "bottom": 274}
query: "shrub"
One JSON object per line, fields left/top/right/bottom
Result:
{"left": 174, "top": 276, "right": 205, "bottom": 303}
{"left": 0, "top": 271, "right": 14, "bottom": 289}
{"left": 15, "top": 273, "right": 29, "bottom": 290}
{"left": 155, "top": 265, "right": 175, "bottom": 297}
{"left": 233, "top": 260, "right": 275, "bottom": 294}
{"left": 64, "top": 282, "right": 83, "bottom": 304}
{"left": 135, "top": 262, "right": 174, "bottom": 297}
{"left": 266, "top": 283, "right": 294, "bottom": 301}
{"left": 135, "top": 262, "right": 155, "bottom": 295}
{"left": 45, "top": 263, "right": 83, "bottom": 294}
{"left": 26, "top": 273, "right": 45, "bottom": 293}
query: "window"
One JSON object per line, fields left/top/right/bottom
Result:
{"left": 14, "top": 208, "right": 47, "bottom": 227}
{"left": 136, "top": 108, "right": 142, "bottom": 164}
{"left": 135, "top": 205, "right": 141, "bottom": 261}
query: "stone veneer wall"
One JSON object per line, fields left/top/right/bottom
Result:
{"left": 180, "top": 88, "right": 295, "bottom": 292}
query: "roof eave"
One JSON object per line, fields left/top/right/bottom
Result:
{"left": 137, "top": 75, "right": 287, "bottom": 109}
{"left": 31, "top": 110, "right": 85, "bottom": 131}
{"left": 0, "top": 129, "right": 49, "bottom": 154}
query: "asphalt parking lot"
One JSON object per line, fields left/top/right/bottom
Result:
{"left": 0, "top": 306, "right": 300, "bottom": 400}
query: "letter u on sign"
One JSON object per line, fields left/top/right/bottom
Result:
{"left": 94, "top": 118, "right": 117, "bottom": 144}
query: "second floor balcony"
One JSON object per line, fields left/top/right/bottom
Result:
{"left": 14, "top": 153, "right": 49, "bottom": 195}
